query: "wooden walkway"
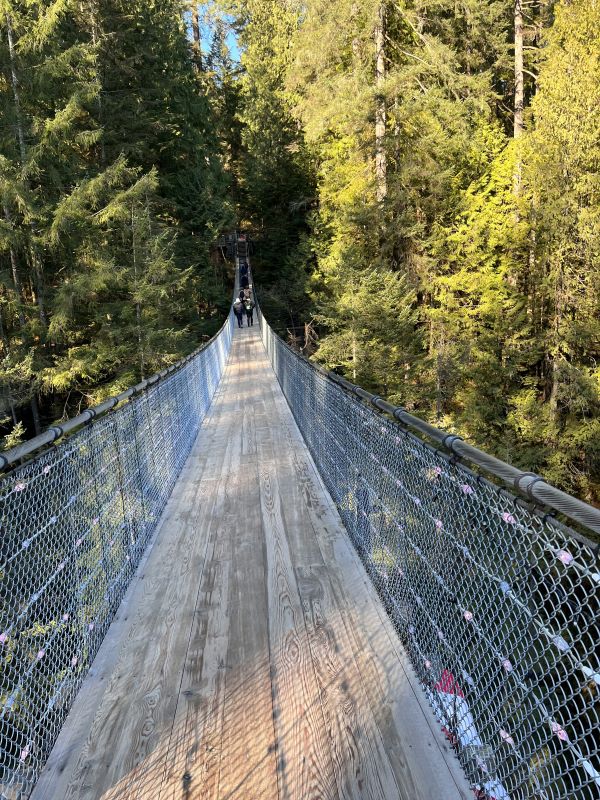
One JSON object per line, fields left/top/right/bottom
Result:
{"left": 32, "top": 326, "right": 470, "bottom": 800}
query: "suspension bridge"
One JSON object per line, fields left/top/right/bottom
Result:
{"left": 1, "top": 239, "right": 599, "bottom": 800}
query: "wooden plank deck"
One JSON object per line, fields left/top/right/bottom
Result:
{"left": 31, "top": 325, "right": 471, "bottom": 800}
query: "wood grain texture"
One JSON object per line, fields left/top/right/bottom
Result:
{"left": 296, "top": 565, "right": 401, "bottom": 800}
{"left": 272, "top": 396, "right": 471, "bottom": 800}
{"left": 157, "top": 478, "right": 231, "bottom": 800}
{"left": 216, "top": 465, "right": 279, "bottom": 800}
{"left": 32, "top": 326, "right": 471, "bottom": 800}
{"left": 60, "top": 473, "right": 221, "bottom": 800}
{"left": 258, "top": 457, "right": 339, "bottom": 800}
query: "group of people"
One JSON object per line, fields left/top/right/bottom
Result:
{"left": 233, "top": 260, "right": 255, "bottom": 327}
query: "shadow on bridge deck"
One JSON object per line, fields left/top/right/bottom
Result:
{"left": 30, "top": 326, "right": 470, "bottom": 800}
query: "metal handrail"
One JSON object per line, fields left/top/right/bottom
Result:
{"left": 257, "top": 287, "right": 600, "bottom": 800}
{"left": 0, "top": 309, "right": 233, "bottom": 473}
{"left": 254, "top": 284, "right": 600, "bottom": 538}
{"left": 324, "top": 372, "right": 600, "bottom": 537}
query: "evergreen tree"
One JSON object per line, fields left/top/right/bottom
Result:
{"left": 2, "top": 0, "right": 598, "bottom": 503}
{"left": 223, "top": 0, "right": 599, "bottom": 502}
{"left": 1, "top": 0, "right": 232, "bottom": 440}
{"left": 519, "top": 0, "right": 600, "bottom": 500}
{"left": 95, "top": 0, "right": 232, "bottom": 309}
{"left": 229, "top": 0, "right": 315, "bottom": 333}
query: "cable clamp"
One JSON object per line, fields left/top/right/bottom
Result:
{"left": 514, "top": 472, "right": 544, "bottom": 500}
{"left": 393, "top": 407, "right": 408, "bottom": 426}
{"left": 48, "top": 426, "right": 63, "bottom": 443}
{"left": 442, "top": 434, "right": 463, "bottom": 455}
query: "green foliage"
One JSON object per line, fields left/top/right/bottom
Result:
{"left": 1, "top": 419, "right": 24, "bottom": 448}
{"left": 1, "top": 0, "right": 598, "bottom": 505}
{"left": 227, "top": 0, "right": 315, "bottom": 323}
{"left": 1, "top": 0, "right": 232, "bottom": 434}
{"left": 227, "top": 0, "right": 600, "bottom": 504}
{"left": 313, "top": 268, "right": 421, "bottom": 402}
{"left": 516, "top": 0, "right": 600, "bottom": 499}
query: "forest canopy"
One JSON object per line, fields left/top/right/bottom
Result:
{"left": 1, "top": 0, "right": 599, "bottom": 505}
{"left": 225, "top": 0, "right": 600, "bottom": 506}
{"left": 0, "top": 0, "right": 233, "bottom": 441}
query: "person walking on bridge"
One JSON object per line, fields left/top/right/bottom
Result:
{"left": 244, "top": 296, "right": 255, "bottom": 327}
{"left": 233, "top": 297, "right": 244, "bottom": 328}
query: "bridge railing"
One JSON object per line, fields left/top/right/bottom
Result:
{"left": 0, "top": 312, "right": 233, "bottom": 798}
{"left": 259, "top": 312, "right": 600, "bottom": 800}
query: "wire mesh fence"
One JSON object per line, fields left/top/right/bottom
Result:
{"left": 0, "top": 313, "right": 233, "bottom": 799}
{"left": 259, "top": 315, "right": 600, "bottom": 800}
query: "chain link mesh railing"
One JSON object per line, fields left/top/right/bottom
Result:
{"left": 259, "top": 314, "right": 600, "bottom": 800}
{"left": 0, "top": 313, "right": 233, "bottom": 799}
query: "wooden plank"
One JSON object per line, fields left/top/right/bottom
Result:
{"left": 157, "top": 495, "right": 231, "bottom": 800}
{"left": 59, "top": 475, "right": 221, "bottom": 800}
{"left": 257, "top": 454, "right": 340, "bottom": 800}
{"left": 278, "top": 426, "right": 471, "bottom": 799}
{"left": 258, "top": 444, "right": 325, "bottom": 568}
{"left": 216, "top": 463, "right": 279, "bottom": 800}
{"left": 217, "top": 342, "right": 280, "bottom": 799}
{"left": 296, "top": 565, "right": 401, "bottom": 800}
{"left": 159, "top": 343, "right": 279, "bottom": 800}
{"left": 241, "top": 399, "right": 257, "bottom": 457}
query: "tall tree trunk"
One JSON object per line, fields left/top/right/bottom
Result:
{"left": 3, "top": 205, "right": 26, "bottom": 328}
{"left": 0, "top": 306, "right": 18, "bottom": 425}
{"left": 2, "top": 204, "right": 40, "bottom": 433}
{"left": 5, "top": 13, "right": 26, "bottom": 164}
{"left": 549, "top": 263, "right": 563, "bottom": 422}
{"left": 514, "top": 0, "right": 524, "bottom": 138}
{"left": 513, "top": 0, "right": 524, "bottom": 201}
{"left": 6, "top": 13, "right": 46, "bottom": 311}
{"left": 29, "top": 393, "right": 41, "bottom": 435}
{"left": 6, "top": 13, "right": 44, "bottom": 434}
{"left": 87, "top": 0, "right": 106, "bottom": 164}
{"left": 375, "top": 2, "right": 387, "bottom": 203}
{"left": 132, "top": 206, "right": 145, "bottom": 379}
{"left": 28, "top": 252, "right": 47, "bottom": 325}
{"left": 191, "top": 4, "right": 202, "bottom": 71}
{"left": 435, "top": 352, "right": 443, "bottom": 423}
{"left": 6, "top": 15, "right": 47, "bottom": 323}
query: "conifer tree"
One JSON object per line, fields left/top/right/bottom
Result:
{"left": 520, "top": 0, "right": 600, "bottom": 499}
{"left": 226, "top": 0, "right": 314, "bottom": 332}
{"left": 224, "top": 0, "right": 600, "bottom": 502}
{"left": 1, "top": 0, "right": 232, "bottom": 441}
